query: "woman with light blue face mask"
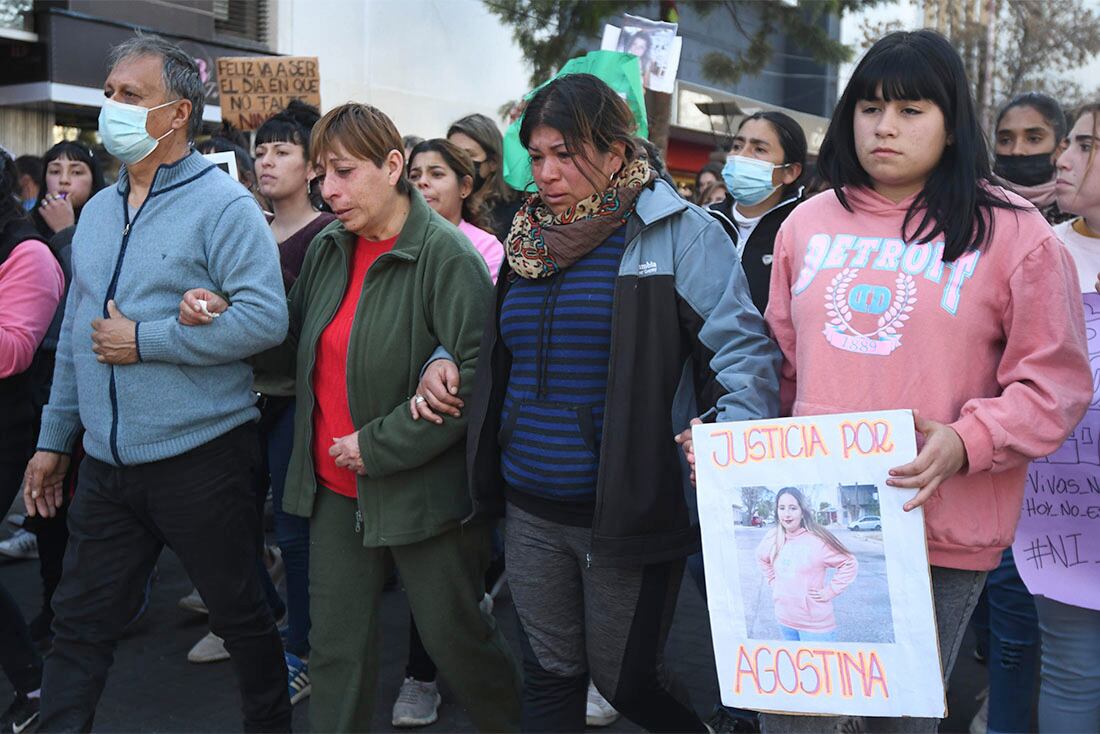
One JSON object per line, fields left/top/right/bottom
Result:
{"left": 712, "top": 111, "right": 807, "bottom": 315}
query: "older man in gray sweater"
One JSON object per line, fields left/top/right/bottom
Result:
{"left": 23, "top": 34, "right": 290, "bottom": 732}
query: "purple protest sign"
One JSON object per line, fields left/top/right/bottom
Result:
{"left": 1012, "top": 292, "right": 1100, "bottom": 611}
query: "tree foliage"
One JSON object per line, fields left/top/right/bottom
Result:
{"left": 483, "top": 0, "right": 880, "bottom": 89}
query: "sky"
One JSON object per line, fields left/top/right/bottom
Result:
{"left": 839, "top": 0, "right": 1100, "bottom": 99}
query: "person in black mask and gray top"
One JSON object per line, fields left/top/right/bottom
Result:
{"left": 992, "top": 92, "right": 1071, "bottom": 224}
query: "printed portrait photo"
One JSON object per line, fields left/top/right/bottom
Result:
{"left": 735, "top": 483, "right": 895, "bottom": 644}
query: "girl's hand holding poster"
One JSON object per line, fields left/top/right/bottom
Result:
{"left": 693, "top": 410, "right": 946, "bottom": 717}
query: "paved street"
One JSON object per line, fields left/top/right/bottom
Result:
{"left": 0, "top": 509, "right": 993, "bottom": 732}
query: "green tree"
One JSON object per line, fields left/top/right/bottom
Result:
{"left": 484, "top": 0, "right": 881, "bottom": 152}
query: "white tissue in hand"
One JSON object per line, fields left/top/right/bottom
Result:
{"left": 196, "top": 299, "right": 221, "bottom": 318}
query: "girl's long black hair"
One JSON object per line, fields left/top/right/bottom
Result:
{"left": 816, "top": 30, "right": 1023, "bottom": 262}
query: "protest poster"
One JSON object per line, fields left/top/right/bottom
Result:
{"left": 1012, "top": 292, "right": 1100, "bottom": 611}
{"left": 599, "top": 13, "right": 682, "bottom": 94}
{"left": 216, "top": 56, "right": 321, "bottom": 130}
{"left": 693, "top": 410, "right": 945, "bottom": 718}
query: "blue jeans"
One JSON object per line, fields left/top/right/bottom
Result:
{"left": 778, "top": 625, "right": 836, "bottom": 642}
{"left": 1035, "top": 595, "right": 1100, "bottom": 733}
{"left": 265, "top": 402, "right": 310, "bottom": 658}
{"left": 972, "top": 548, "right": 1039, "bottom": 733}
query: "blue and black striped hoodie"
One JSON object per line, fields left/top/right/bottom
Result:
{"left": 467, "top": 178, "right": 782, "bottom": 565}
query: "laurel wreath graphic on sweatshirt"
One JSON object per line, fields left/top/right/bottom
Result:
{"left": 824, "top": 268, "right": 917, "bottom": 338}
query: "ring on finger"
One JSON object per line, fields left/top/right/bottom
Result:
{"left": 414, "top": 395, "right": 426, "bottom": 405}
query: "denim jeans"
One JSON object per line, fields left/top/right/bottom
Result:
{"left": 971, "top": 548, "right": 1039, "bottom": 733}
{"left": 779, "top": 625, "right": 836, "bottom": 642}
{"left": 263, "top": 401, "right": 310, "bottom": 657}
{"left": 1034, "top": 595, "right": 1100, "bottom": 733}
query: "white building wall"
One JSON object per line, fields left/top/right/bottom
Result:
{"left": 273, "top": 0, "right": 531, "bottom": 139}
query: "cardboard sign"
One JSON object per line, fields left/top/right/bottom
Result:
{"left": 216, "top": 56, "right": 320, "bottom": 130}
{"left": 693, "top": 410, "right": 945, "bottom": 718}
{"left": 1013, "top": 292, "right": 1100, "bottom": 611}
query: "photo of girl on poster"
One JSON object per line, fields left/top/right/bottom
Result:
{"left": 755, "top": 487, "right": 859, "bottom": 641}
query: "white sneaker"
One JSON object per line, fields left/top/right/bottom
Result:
{"left": 178, "top": 587, "right": 208, "bottom": 616}
{"left": 187, "top": 631, "right": 230, "bottom": 663}
{"left": 391, "top": 676, "right": 441, "bottom": 727}
{"left": 586, "top": 681, "right": 620, "bottom": 727}
{"left": 0, "top": 530, "right": 38, "bottom": 560}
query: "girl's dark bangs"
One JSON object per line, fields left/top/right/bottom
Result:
{"left": 849, "top": 44, "right": 946, "bottom": 105}
{"left": 255, "top": 117, "right": 307, "bottom": 148}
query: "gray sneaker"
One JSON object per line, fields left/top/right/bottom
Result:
{"left": 391, "top": 676, "right": 441, "bottom": 727}
{"left": 0, "top": 530, "right": 38, "bottom": 560}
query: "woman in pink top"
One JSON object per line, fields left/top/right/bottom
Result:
{"left": 755, "top": 487, "right": 857, "bottom": 642}
{"left": 408, "top": 138, "right": 504, "bottom": 284}
{"left": 731, "top": 30, "right": 1091, "bottom": 732}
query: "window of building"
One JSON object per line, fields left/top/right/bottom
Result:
{"left": 214, "top": 0, "right": 269, "bottom": 44}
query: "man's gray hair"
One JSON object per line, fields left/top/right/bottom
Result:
{"left": 108, "top": 33, "right": 205, "bottom": 141}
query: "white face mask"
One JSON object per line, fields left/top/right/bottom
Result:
{"left": 98, "top": 97, "right": 181, "bottom": 165}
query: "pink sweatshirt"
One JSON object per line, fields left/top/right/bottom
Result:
{"left": 765, "top": 187, "right": 1092, "bottom": 571}
{"left": 458, "top": 219, "right": 504, "bottom": 285}
{"left": 756, "top": 527, "right": 858, "bottom": 632}
{"left": 0, "top": 240, "right": 64, "bottom": 378}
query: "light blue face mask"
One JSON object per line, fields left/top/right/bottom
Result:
{"left": 721, "top": 155, "right": 790, "bottom": 207}
{"left": 98, "top": 97, "right": 181, "bottom": 165}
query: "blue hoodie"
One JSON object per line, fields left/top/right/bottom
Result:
{"left": 37, "top": 151, "right": 288, "bottom": 466}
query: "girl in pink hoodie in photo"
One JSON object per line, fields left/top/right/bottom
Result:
{"left": 749, "top": 30, "right": 1092, "bottom": 732}
{"left": 755, "top": 487, "right": 857, "bottom": 642}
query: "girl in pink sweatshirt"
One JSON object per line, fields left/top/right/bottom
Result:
{"left": 758, "top": 30, "right": 1092, "bottom": 732}
{"left": 755, "top": 487, "right": 857, "bottom": 641}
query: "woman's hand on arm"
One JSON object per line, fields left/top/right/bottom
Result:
{"left": 408, "top": 358, "right": 462, "bottom": 424}
{"left": 178, "top": 288, "right": 228, "bottom": 326}
{"left": 887, "top": 410, "right": 967, "bottom": 512}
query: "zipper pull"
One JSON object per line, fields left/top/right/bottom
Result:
{"left": 122, "top": 222, "right": 131, "bottom": 237}
{"left": 585, "top": 552, "right": 592, "bottom": 569}
{"left": 354, "top": 509, "right": 363, "bottom": 534}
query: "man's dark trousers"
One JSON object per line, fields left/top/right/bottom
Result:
{"left": 38, "top": 423, "right": 291, "bottom": 732}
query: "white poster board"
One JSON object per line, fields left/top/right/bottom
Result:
{"left": 202, "top": 151, "right": 240, "bottom": 182}
{"left": 693, "top": 410, "right": 945, "bottom": 718}
{"left": 600, "top": 15, "right": 682, "bottom": 94}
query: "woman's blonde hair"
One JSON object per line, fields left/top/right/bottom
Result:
{"left": 769, "top": 487, "right": 851, "bottom": 562}
{"left": 311, "top": 103, "right": 410, "bottom": 195}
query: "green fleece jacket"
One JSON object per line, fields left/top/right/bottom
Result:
{"left": 266, "top": 190, "right": 492, "bottom": 547}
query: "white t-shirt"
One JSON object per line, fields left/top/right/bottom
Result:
{"left": 1054, "top": 219, "right": 1100, "bottom": 292}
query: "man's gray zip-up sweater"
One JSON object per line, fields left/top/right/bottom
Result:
{"left": 37, "top": 151, "right": 288, "bottom": 466}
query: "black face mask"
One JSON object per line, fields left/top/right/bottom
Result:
{"left": 470, "top": 160, "right": 487, "bottom": 193}
{"left": 993, "top": 153, "right": 1055, "bottom": 187}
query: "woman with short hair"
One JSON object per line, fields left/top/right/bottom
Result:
{"left": 189, "top": 102, "right": 521, "bottom": 733}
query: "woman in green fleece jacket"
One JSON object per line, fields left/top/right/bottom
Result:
{"left": 182, "top": 103, "right": 521, "bottom": 733}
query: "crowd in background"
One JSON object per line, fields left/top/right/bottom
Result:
{"left": 0, "top": 25, "right": 1098, "bottom": 734}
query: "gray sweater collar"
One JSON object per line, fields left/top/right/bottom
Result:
{"left": 116, "top": 150, "right": 215, "bottom": 197}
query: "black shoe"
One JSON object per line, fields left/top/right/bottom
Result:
{"left": 1, "top": 694, "right": 40, "bottom": 734}
{"left": 705, "top": 704, "right": 758, "bottom": 733}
